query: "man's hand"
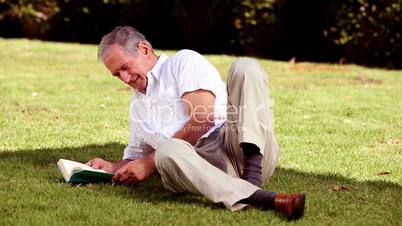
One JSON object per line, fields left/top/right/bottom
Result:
{"left": 112, "top": 152, "right": 156, "bottom": 185}
{"left": 86, "top": 158, "right": 130, "bottom": 173}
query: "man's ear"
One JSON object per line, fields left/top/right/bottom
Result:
{"left": 138, "top": 42, "right": 150, "bottom": 55}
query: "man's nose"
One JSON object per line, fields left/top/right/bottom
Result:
{"left": 119, "top": 71, "right": 130, "bottom": 83}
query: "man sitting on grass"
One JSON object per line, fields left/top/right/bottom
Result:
{"left": 86, "top": 26, "right": 305, "bottom": 220}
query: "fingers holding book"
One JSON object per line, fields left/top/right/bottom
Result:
{"left": 86, "top": 158, "right": 133, "bottom": 173}
{"left": 112, "top": 155, "right": 156, "bottom": 185}
{"left": 85, "top": 158, "right": 114, "bottom": 172}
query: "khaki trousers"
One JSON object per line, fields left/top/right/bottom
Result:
{"left": 155, "top": 58, "right": 280, "bottom": 211}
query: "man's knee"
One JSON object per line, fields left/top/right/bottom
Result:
{"left": 155, "top": 138, "right": 192, "bottom": 170}
{"left": 232, "top": 58, "right": 260, "bottom": 71}
{"left": 229, "top": 58, "right": 267, "bottom": 84}
{"left": 155, "top": 138, "right": 194, "bottom": 193}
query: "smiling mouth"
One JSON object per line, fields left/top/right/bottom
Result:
{"left": 129, "top": 76, "right": 139, "bottom": 87}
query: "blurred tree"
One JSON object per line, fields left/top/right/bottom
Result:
{"left": 231, "top": 0, "right": 282, "bottom": 56}
{"left": 0, "top": 0, "right": 400, "bottom": 67}
{"left": 51, "top": 0, "right": 130, "bottom": 43}
{"left": 165, "top": 0, "right": 234, "bottom": 52}
{"left": 325, "top": 0, "right": 402, "bottom": 67}
{"left": 0, "top": 0, "right": 59, "bottom": 38}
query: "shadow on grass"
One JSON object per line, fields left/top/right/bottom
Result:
{"left": 1, "top": 142, "right": 401, "bottom": 214}
{"left": 0, "top": 143, "right": 219, "bottom": 209}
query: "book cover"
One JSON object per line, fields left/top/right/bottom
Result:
{"left": 57, "top": 159, "right": 114, "bottom": 184}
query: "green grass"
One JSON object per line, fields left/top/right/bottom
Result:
{"left": 0, "top": 38, "right": 401, "bottom": 226}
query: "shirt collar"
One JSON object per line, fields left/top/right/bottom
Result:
{"left": 136, "top": 53, "right": 168, "bottom": 96}
{"left": 148, "top": 53, "right": 168, "bottom": 81}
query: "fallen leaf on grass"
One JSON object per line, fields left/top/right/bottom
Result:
{"left": 386, "top": 139, "right": 402, "bottom": 145}
{"left": 352, "top": 197, "right": 368, "bottom": 203}
{"left": 349, "top": 185, "right": 359, "bottom": 191}
{"left": 355, "top": 75, "right": 383, "bottom": 85}
{"left": 290, "top": 62, "right": 348, "bottom": 72}
{"left": 376, "top": 171, "right": 390, "bottom": 176}
{"left": 333, "top": 185, "right": 348, "bottom": 191}
{"left": 289, "top": 57, "right": 296, "bottom": 66}
{"left": 374, "top": 138, "right": 402, "bottom": 147}
{"left": 47, "top": 163, "right": 54, "bottom": 169}
{"left": 333, "top": 185, "right": 359, "bottom": 192}
{"left": 292, "top": 84, "right": 307, "bottom": 90}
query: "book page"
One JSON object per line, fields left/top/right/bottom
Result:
{"left": 59, "top": 159, "right": 111, "bottom": 174}
{"left": 58, "top": 159, "right": 81, "bottom": 176}
{"left": 77, "top": 162, "right": 111, "bottom": 173}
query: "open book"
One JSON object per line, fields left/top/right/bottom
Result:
{"left": 57, "top": 159, "right": 114, "bottom": 184}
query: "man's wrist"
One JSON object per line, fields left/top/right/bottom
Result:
{"left": 143, "top": 152, "right": 157, "bottom": 175}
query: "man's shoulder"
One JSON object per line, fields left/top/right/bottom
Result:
{"left": 162, "top": 49, "right": 220, "bottom": 80}
{"left": 174, "top": 49, "right": 202, "bottom": 58}
{"left": 167, "top": 49, "right": 204, "bottom": 65}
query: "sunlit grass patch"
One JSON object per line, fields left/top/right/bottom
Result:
{"left": 0, "top": 39, "right": 401, "bottom": 225}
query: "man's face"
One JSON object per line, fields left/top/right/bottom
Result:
{"left": 103, "top": 44, "right": 151, "bottom": 93}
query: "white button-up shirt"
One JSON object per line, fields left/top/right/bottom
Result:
{"left": 123, "top": 50, "right": 227, "bottom": 160}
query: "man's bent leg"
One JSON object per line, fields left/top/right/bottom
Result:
{"left": 156, "top": 138, "right": 305, "bottom": 219}
{"left": 225, "top": 58, "right": 280, "bottom": 184}
{"left": 155, "top": 138, "right": 259, "bottom": 211}
{"left": 225, "top": 59, "right": 305, "bottom": 220}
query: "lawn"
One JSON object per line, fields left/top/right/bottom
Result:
{"left": 0, "top": 38, "right": 401, "bottom": 226}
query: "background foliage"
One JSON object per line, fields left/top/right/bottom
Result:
{"left": 0, "top": 0, "right": 401, "bottom": 68}
{"left": 325, "top": 0, "right": 402, "bottom": 67}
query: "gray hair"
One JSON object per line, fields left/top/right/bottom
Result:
{"left": 98, "top": 26, "right": 152, "bottom": 62}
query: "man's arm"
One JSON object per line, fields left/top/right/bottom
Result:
{"left": 113, "top": 90, "right": 215, "bottom": 184}
{"left": 172, "top": 89, "right": 216, "bottom": 145}
{"left": 112, "top": 90, "right": 215, "bottom": 184}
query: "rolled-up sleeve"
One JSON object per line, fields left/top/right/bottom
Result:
{"left": 122, "top": 95, "right": 154, "bottom": 160}
{"left": 123, "top": 93, "right": 169, "bottom": 160}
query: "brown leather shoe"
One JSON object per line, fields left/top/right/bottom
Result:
{"left": 274, "top": 193, "right": 306, "bottom": 220}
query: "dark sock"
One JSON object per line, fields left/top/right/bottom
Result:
{"left": 240, "top": 142, "right": 263, "bottom": 187}
{"left": 239, "top": 189, "right": 276, "bottom": 210}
